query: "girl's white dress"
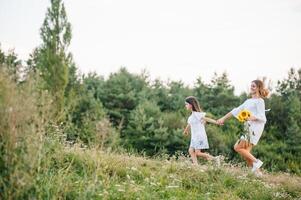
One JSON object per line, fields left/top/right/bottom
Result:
{"left": 231, "top": 98, "right": 267, "bottom": 145}
{"left": 187, "top": 111, "right": 209, "bottom": 149}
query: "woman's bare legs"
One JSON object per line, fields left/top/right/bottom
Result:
{"left": 234, "top": 140, "right": 256, "bottom": 166}
{"left": 245, "top": 143, "right": 254, "bottom": 167}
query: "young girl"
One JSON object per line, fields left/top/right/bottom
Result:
{"left": 217, "top": 80, "right": 269, "bottom": 175}
{"left": 184, "top": 96, "right": 220, "bottom": 165}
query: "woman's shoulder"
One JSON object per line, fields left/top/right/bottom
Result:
{"left": 247, "top": 97, "right": 264, "bottom": 102}
{"left": 252, "top": 97, "right": 265, "bottom": 103}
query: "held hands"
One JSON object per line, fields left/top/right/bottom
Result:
{"left": 213, "top": 120, "right": 223, "bottom": 126}
{"left": 217, "top": 118, "right": 225, "bottom": 125}
{"left": 203, "top": 117, "right": 223, "bottom": 126}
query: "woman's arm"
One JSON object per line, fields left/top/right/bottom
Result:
{"left": 217, "top": 100, "right": 247, "bottom": 125}
{"left": 217, "top": 112, "right": 233, "bottom": 125}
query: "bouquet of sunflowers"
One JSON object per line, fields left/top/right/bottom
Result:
{"left": 237, "top": 109, "right": 254, "bottom": 142}
{"left": 237, "top": 109, "right": 251, "bottom": 122}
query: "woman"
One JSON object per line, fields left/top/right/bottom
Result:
{"left": 217, "top": 80, "right": 269, "bottom": 175}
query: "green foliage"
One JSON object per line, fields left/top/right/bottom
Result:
{"left": 148, "top": 79, "right": 170, "bottom": 111}
{"left": 0, "top": 67, "right": 54, "bottom": 199}
{"left": 2, "top": 0, "right": 301, "bottom": 177}
{"left": 1, "top": 39, "right": 301, "bottom": 199}
{"left": 124, "top": 100, "right": 192, "bottom": 156}
{"left": 98, "top": 68, "right": 149, "bottom": 129}
{"left": 261, "top": 68, "right": 301, "bottom": 174}
{"left": 7, "top": 144, "right": 301, "bottom": 199}
{"left": 65, "top": 91, "right": 106, "bottom": 145}
{"left": 0, "top": 48, "right": 22, "bottom": 82}
{"left": 64, "top": 72, "right": 118, "bottom": 148}
{"left": 124, "top": 101, "right": 168, "bottom": 155}
{"left": 28, "top": 0, "right": 72, "bottom": 117}
{"left": 277, "top": 68, "right": 301, "bottom": 97}
{"left": 3, "top": 39, "right": 301, "bottom": 173}
{"left": 148, "top": 80, "right": 193, "bottom": 112}
{"left": 92, "top": 67, "right": 301, "bottom": 174}
{"left": 194, "top": 72, "right": 239, "bottom": 116}
{"left": 166, "top": 81, "right": 193, "bottom": 111}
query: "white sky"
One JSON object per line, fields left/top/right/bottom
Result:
{"left": 1, "top": 0, "right": 301, "bottom": 94}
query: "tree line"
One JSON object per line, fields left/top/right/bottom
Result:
{"left": 1, "top": 0, "right": 300, "bottom": 175}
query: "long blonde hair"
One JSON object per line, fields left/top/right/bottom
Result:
{"left": 252, "top": 80, "right": 269, "bottom": 98}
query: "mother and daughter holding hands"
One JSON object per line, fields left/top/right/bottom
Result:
{"left": 183, "top": 79, "right": 269, "bottom": 175}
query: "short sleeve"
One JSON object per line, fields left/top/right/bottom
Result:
{"left": 253, "top": 99, "right": 267, "bottom": 123}
{"left": 194, "top": 112, "right": 206, "bottom": 120}
{"left": 231, "top": 100, "right": 246, "bottom": 118}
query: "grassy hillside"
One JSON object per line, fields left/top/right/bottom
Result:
{"left": 0, "top": 69, "right": 300, "bottom": 199}
{"left": 13, "top": 140, "right": 300, "bottom": 200}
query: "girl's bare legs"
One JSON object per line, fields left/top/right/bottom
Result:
{"left": 189, "top": 148, "right": 198, "bottom": 164}
{"left": 234, "top": 140, "right": 256, "bottom": 166}
{"left": 195, "top": 149, "right": 214, "bottom": 160}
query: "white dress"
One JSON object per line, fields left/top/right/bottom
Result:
{"left": 187, "top": 111, "right": 209, "bottom": 149}
{"left": 231, "top": 98, "right": 266, "bottom": 145}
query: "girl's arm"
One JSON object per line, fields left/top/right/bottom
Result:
{"left": 183, "top": 124, "right": 190, "bottom": 135}
{"left": 203, "top": 117, "right": 219, "bottom": 125}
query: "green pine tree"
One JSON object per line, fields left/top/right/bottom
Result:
{"left": 29, "top": 0, "right": 72, "bottom": 118}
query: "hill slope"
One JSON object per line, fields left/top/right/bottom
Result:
{"left": 26, "top": 144, "right": 301, "bottom": 200}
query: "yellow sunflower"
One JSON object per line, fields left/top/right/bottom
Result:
{"left": 238, "top": 115, "right": 244, "bottom": 122}
{"left": 237, "top": 109, "right": 251, "bottom": 122}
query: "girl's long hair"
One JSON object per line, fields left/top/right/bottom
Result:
{"left": 252, "top": 79, "right": 269, "bottom": 98}
{"left": 185, "top": 96, "right": 202, "bottom": 112}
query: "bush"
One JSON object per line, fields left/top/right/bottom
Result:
{"left": 0, "top": 68, "right": 53, "bottom": 199}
